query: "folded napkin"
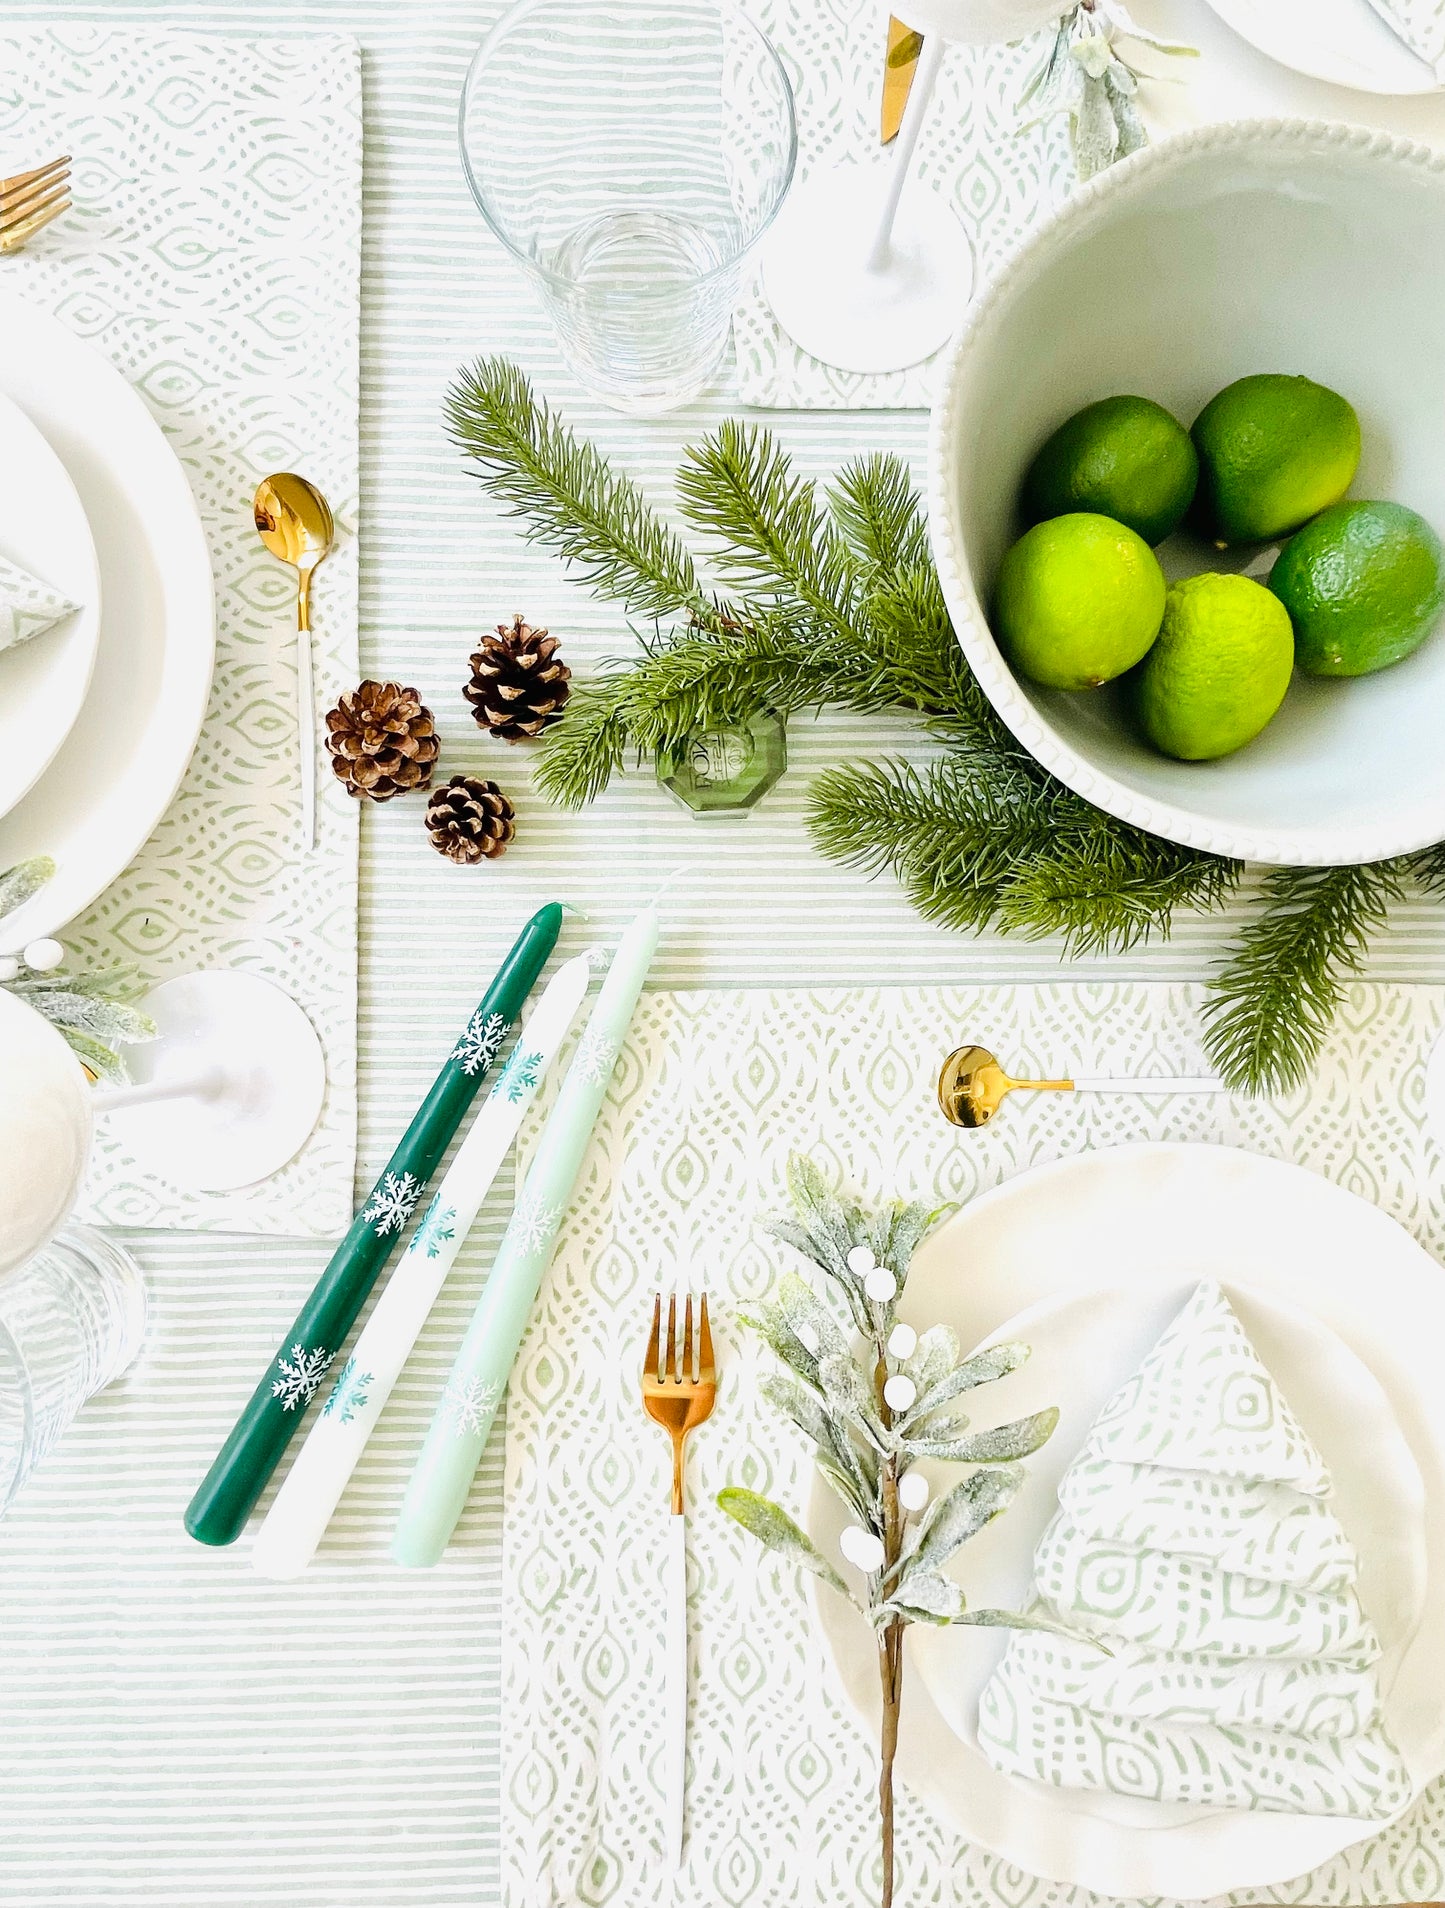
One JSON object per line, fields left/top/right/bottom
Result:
{"left": 976, "top": 1281, "right": 1414, "bottom": 1818}
{"left": 1079, "top": 1279, "right": 1331, "bottom": 1495}
{"left": 996, "top": 1629, "right": 1384, "bottom": 1738}
{"left": 1366, "top": 0, "right": 1445, "bottom": 80}
{"left": 1058, "top": 1458, "right": 1357, "bottom": 1591}
{"left": 978, "top": 1675, "right": 1416, "bottom": 1819}
{"left": 0, "top": 551, "right": 75, "bottom": 653}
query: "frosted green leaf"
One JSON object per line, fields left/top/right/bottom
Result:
{"left": 908, "top": 1408, "right": 1059, "bottom": 1466}
{"left": 952, "top": 1606, "right": 1104, "bottom": 1647}
{"left": 817, "top": 1353, "right": 886, "bottom": 1449}
{"left": 903, "top": 1342, "right": 1030, "bottom": 1427}
{"left": 57, "top": 1027, "right": 126, "bottom": 1082}
{"left": 884, "top": 1566, "right": 965, "bottom": 1625}
{"left": 0, "top": 856, "right": 54, "bottom": 919}
{"left": 911, "top": 1467, "right": 1023, "bottom": 1576}
{"left": 904, "top": 1324, "right": 959, "bottom": 1396}
{"left": 716, "top": 1488, "right": 851, "bottom": 1602}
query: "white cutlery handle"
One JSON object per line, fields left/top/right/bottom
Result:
{"left": 296, "top": 590, "right": 316, "bottom": 854}
{"left": 1073, "top": 1076, "right": 1228, "bottom": 1093}
{"left": 663, "top": 1512, "right": 687, "bottom": 1870}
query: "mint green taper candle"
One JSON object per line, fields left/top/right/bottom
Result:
{"left": 184, "top": 903, "right": 563, "bottom": 1547}
{"left": 391, "top": 899, "right": 660, "bottom": 1567}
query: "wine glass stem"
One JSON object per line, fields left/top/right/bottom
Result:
{"left": 865, "top": 34, "right": 944, "bottom": 274}
{"left": 94, "top": 1068, "right": 225, "bottom": 1113}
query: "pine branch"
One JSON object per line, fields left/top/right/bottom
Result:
{"left": 827, "top": 455, "right": 929, "bottom": 580}
{"left": 676, "top": 419, "right": 859, "bottom": 636}
{"left": 808, "top": 755, "right": 1235, "bottom": 956}
{"left": 444, "top": 357, "right": 715, "bottom": 626}
{"left": 1200, "top": 862, "right": 1406, "bottom": 1094}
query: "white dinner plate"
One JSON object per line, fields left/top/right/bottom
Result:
{"left": 0, "top": 291, "right": 214, "bottom": 950}
{"left": 809, "top": 1143, "right": 1445, "bottom": 1899}
{"left": 0, "top": 391, "right": 102, "bottom": 822}
{"left": 1203, "top": 0, "right": 1442, "bottom": 94}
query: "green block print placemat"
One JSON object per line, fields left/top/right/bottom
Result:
{"left": 500, "top": 979, "right": 1445, "bottom": 1908}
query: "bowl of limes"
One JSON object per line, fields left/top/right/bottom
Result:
{"left": 929, "top": 119, "right": 1445, "bottom": 865}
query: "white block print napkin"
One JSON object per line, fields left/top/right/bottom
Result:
{"left": 978, "top": 1282, "right": 1414, "bottom": 1819}
{"left": 0, "top": 551, "right": 74, "bottom": 653}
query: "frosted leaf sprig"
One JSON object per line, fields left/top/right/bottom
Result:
{"left": 1020, "top": 2, "right": 1198, "bottom": 181}
{"left": 0, "top": 856, "right": 156, "bottom": 1081}
{"left": 717, "top": 1154, "right": 1068, "bottom": 1908}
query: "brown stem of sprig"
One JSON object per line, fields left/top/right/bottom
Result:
{"left": 876, "top": 1344, "right": 903, "bottom": 1908}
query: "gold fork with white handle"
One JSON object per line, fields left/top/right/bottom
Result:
{"left": 0, "top": 157, "right": 71, "bottom": 254}
{"left": 640, "top": 1291, "right": 717, "bottom": 1870}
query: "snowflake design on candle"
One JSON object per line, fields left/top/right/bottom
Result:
{"left": 361, "top": 1169, "right": 422, "bottom": 1237}
{"left": 271, "top": 1343, "right": 335, "bottom": 1412}
{"left": 509, "top": 1189, "right": 563, "bottom": 1256}
{"left": 450, "top": 1009, "right": 509, "bottom": 1077}
{"left": 411, "top": 1193, "right": 457, "bottom": 1261}
{"left": 321, "top": 1355, "right": 374, "bottom": 1425}
{"left": 572, "top": 1028, "right": 619, "bottom": 1088}
{"left": 489, "top": 1045, "right": 543, "bottom": 1104}
{"left": 440, "top": 1374, "right": 503, "bottom": 1441}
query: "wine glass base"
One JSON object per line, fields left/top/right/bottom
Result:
{"left": 760, "top": 163, "right": 973, "bottom": 375}
{"left": 102, "top": 972, "right": 326, "bottom": 1193}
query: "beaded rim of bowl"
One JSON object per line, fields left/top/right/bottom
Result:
{"left": 927, "top": 117, "right": 1445, "bottom": 869}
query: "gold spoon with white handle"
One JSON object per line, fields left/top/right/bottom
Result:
{"left": 253, "top": 473, "right": 335, "bottom": 854}
{"left": 938, "top": 1044, "right": 1229, "bottom": 1129}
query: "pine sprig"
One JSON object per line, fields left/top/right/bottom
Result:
{"left": 677, "top": 421, "right": 858, "bottom": 636}
{"left": 808, "top": 756, "right": 1236, "bottom": 955}
{"left": 444, "top": 357, "right": 716, "bottom": 627}
{"left": 1200, "top": 862, "right": 1407, "bottom": 1095}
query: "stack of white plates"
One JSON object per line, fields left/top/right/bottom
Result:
{"left": 0, "top": 290, "right": 214, "bottom": 952}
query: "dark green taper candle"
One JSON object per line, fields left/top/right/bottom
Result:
{"left": 184, "top": 902, "right": 563, "bottom": 1547}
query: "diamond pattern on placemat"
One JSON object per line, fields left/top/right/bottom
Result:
{"left": 0, "top": 29, "right": 361, "bottom": 1235}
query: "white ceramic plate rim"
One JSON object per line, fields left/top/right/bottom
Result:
{"left": 807, "top": 1142, "right": 1445, "bottom": 1897}
{"left": 0, "top": 290, "right": 214, "bottom": 948}
{"left": 1202, "top": 0, "right": 1442, "bottom": 96}
{"left": 927, "top": 118, "right": 1445, "bottom": 868}
{"left": 0, "top": 388, "right": 102, "bottom": 819}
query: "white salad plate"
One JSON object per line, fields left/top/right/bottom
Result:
{"left": 0, "top": 389, "right": 102, "bottom": 822}
{"left": 0, "top": 291, "right": 213, "bottom": 949}
{"left": 1203, "top": 0, "right": 1442, "bottom": 95}
{"left": 809, "top": 1143, "right": 1445, "bottom": 1898}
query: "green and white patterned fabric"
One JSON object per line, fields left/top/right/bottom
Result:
{"left": 0, "top": 552, "right": 74, "bottom": 655}
{"left": 978, "top": 1282, "right": 1413, "bottom": 1818}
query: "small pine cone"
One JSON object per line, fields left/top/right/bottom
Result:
{"left": 464, "top": 615, "right": 571, "bottom": 742}
{"left": 325, "top": 680, "right": 439, "bottom": 801}
{"left": 425, "top": 774, "right": 516, "bottom": 865}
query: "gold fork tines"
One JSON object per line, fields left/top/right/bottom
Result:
{"left": 641, "top": 1290, "right": 717, "bottom": 1513}
{"left": 0, "top": 156, "right": 72, "bottom": 255}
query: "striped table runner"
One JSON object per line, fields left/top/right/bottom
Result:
{"left": 0, "top": 5, "right": 1442, "bottom": 1907}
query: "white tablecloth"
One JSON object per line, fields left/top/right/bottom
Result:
{"left": 3, "top": 4, "right": 1445, "bottom": 1905}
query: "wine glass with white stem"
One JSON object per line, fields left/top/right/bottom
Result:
{"left": 761, "top": 0, "right": 1062, "bottom": 373}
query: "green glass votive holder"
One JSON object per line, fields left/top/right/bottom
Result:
{"left": 656, "top": 711, "right": 787, "bottom": 817}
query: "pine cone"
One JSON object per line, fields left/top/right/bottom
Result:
{"left": 464, "top": 615, "right": 571, "bottom": 742}
{"left": 324, "top": 680, "right": 439, "bottom": 802}
{"left": 424, "top": 774, "right": 516, "bottom": 864}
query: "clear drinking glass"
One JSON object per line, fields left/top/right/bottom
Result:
{"left": 460, "top": 0, "right": 796, "bottom": 413}
{"left": 0, "top": 1225, "right": 146, "bottom": 1512}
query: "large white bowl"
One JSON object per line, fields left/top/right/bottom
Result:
{"left": 929, "top": 121, "right": 1445, "bottom": 867}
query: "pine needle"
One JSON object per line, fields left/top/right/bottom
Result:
{"left": 1200, "top": 862, "right": 1406, "bottom": 1094}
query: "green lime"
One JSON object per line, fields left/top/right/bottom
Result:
{"left": 1269, "top": 499, "right": 1445, "bottom": 677}
{"left": 993, "top": 512, "right": 1166, "bottom": 691}
{"left": 1191, "top": 374, "right": 1360, "bottom": 546}
{"left": 1022, "top": 395, "right": 1198, "bottom": 546}
{"left": 1133, "top": 572, "right": 1294, "bottom": 760}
